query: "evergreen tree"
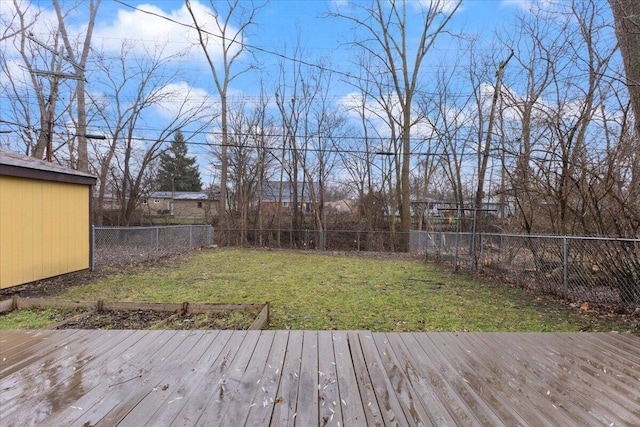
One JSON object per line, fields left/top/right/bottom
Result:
{"left": 156, "top": 131, "right": 202, "bottom": 192}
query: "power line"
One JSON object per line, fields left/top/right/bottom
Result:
{"left": 112, "top": 0, "right": 359, "bottom": 81}
{"left": 108, "top": 0, "right": 490, "bottom": 100}
{"left": 3, "top": 119, "right": 598, "bottom": 166}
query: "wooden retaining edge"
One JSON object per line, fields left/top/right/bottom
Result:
{"left": 13, "top": 297, "right": 96, "bottom": 311}
{"left": 149, "top": 312, "right": 183, "bottom": 330}
{"left": 0, "top": 297, "right": 16, "bottom": 313}
{"left": 0, "top": 297, "right": 271, "bottom": 330}
{"left": 249, "top": 302, "right": 270, "bottom": 330}
{"left": 45, "top": 310, "right": 97, "bottom": 330}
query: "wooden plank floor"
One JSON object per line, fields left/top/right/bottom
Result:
{"left": 1, "top": 330, "right": 639, "bottom": 426}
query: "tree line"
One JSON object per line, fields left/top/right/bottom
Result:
{"left": 1, "top": 0, "right": 638, "bottom": 246}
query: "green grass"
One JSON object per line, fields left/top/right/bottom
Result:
{"left": 0, "top": 307, "right": 87, "bottom": 329}
{"left": 39, "top": 248, "right": 631, "bottom": 333}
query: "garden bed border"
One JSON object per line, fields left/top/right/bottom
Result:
{"left": 0, "top": 296, "right": 269, "bottom": 330}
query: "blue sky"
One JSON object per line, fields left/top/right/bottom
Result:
{"left": 1, "top": 0, "right": 581, "bottom": 184}
{"left": 68, "top": 0, "right": 521, "bottom": 95}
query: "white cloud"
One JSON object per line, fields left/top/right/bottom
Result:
{"left": 0, "top": 2, "right": 61, "bottom": 63}
{"left": 0, "top": 59, "right": 30, "bottom": 89}
{"left": 330, "top": 0, "right": 350, "bottom": 9}
{"left": 93, "top": 1, "right": 242, "bottom": 66}
{"left": 153, "top": 81, "right": 218, "bottom": 120}
{"left": 499, "top": 0, "right": 556, "bottom": 14}
{"left": 412, "top": 0, "right": 462, "bottom": 14}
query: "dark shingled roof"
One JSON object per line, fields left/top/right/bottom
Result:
{"left": 147, "top": 191, "right": 212, "bottom": 201}
{"left": 0, "top": 148, "right": 96, "bottom": 185}
{"left": 261, "top": 180, "right": 318, "bottom": 203}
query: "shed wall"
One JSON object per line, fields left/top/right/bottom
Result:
{"left": 0, "top": 175, "right": 90, "bottom": 289}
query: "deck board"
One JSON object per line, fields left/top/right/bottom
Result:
{"left": 317, "top": 330, "right": 342, "bottom": 427}
{"left": 243, "top": 330, "right": 289, "bottom": 426}
{"left": 45, "top": 329, "right": 180, "bottom": 427}
{"left": 166, "top": 329, "right": 248, "bottom": 426}
{"left": 410, "top": 332, "right": 503, "bottom": 426}
{"left": 218, "top": 330, "right": 277, "bottom": 426}
{"left": 445, "top": 332, "right": 557, "bottom": 426}
{"left": 295, "top": 330, "right": 319, "bottom": 426}
{"left": 357, "top": 331, "right": 411, "bottom": 426}
{"left": 0, "top": 329, "right": 638, "bottom": 426}
{"left": 346, "top": 331, "right": 385, "bottom": 426}
{"left": 494, "top": 333, "right": 626, "bottom": 425}
{"left": 197, "top": 330, "right": 261, "bottom": 424}
{"left": 390, "top": 332, "right": 479, "bottom": 426}
{"left": 269, "top": 330, "right": 303, "bottom": 426}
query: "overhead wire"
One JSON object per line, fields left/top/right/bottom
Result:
{"left": 0, "top": 1, "right": 625, "bottom": 169}
{"left": 108, "top": 0, "right": 494, "bottom": 100}
{"left": 2, "top": 117, "right": 614, "bottom": 167}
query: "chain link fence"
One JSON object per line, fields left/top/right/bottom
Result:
{"left": 213, "top": 228, "right": 408, "bottom": 252}
{"left": 91, "top": 226, "right": 638, "bottom": 309}
{"left": 92, "top": 225, "right": 214, "bottom": 268}
{"left": 411, "top": 231, "right": 640, "bottom": 308}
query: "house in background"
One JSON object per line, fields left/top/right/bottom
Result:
{"left": 325, "top": 199, "right": 359, "bottom": 218}
{"left": 142, "top": 191, "right": 218, "bottom": 223}
{"left": 260, "top": 181, "right": 318, "bottom": 216}
{"left": 0, "top": 148, "right": 96, "bottom": 289}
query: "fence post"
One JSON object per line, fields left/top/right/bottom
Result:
{"left": 454, "top": 230, "right": 460, "bottom": 273}
{"left": 155, "top": 227, "right": 159, "bottom": 257}
{"left": 90, "top": 225, "right": 95, "bottom": 271}
{"left": 563, "top": 236, "right": 568, "bottom": 299}
{"left": 478, "top": 232, "right": 484, "bottom": 272}
{"left": 189, "top": 226, "right": 193, "bottom": 249}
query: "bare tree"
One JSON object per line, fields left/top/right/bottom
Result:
{"left": 496, "top": 6, "right": 564, "bottom": 233}
{"left": 90, "top": 43, "right": 215, "bottom": 225}
{"left": 609, "top": 0, "right": 640, "bottom": 238}
{"left": 332, "top": 0, "right": 461, "bottom": 250}
{"left": 609, "top": 0, "right": 640, "bottom": 138}
{"left": 52, "top": 0, "right": 101, "bottom": 172}
{"left": 3, "top": 0, "right": 65, "bottom": 159}
{"left": 216, "top": 96, "right": 277, "bottom": 244}
{"left": 1, "top": 0, "right": 100, "bottom": 169}
{"left": 274, "top": 54, "right": 305, "bottom": 243}
{"left": 338, "top": 74, "right": 385, "bottom": 247}
{"left": 186, "top": 0, "right": 266, "bottom": 236}
{"left": 423, "top": 57, "right": 475, "bottom": 214}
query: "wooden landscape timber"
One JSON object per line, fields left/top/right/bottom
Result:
{"left": 0, "top": 296, "right": 270, "bottom": 330}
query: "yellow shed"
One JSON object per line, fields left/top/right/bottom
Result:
{"left": 0, "top": 149, "right": 97, "bottom": 289}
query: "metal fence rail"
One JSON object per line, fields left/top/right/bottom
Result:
{"left": 92, "top": 225, "right": 214, "bottom": 268}
{"left": 411, "top": 231, "right": 640, "bottom": 307}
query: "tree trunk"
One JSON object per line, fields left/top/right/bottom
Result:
{"left": 609, "top": 0, "right": 640, "bottom": 139}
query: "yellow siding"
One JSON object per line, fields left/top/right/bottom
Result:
{"left": 0, "top": 176, "right": 90, "bottom": 289}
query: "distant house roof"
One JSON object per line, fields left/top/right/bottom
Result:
{"left": 0, "top": 148, "right": 96, "bottom": 186}
{"left": 147, "top": 191, "right": 213, "bottom": 201}
{"left": 261, "top": 181, "right": 318, "bottom": 203}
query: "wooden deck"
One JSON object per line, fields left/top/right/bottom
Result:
{"left": 1, "top": 329, "right": 638, "bottom": 426}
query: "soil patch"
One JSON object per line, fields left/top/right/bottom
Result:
{"left": 56, "top": 309, "right": 174, "bottom": 330}
{"left": 0, "top": 253, "right": 185, "bottom": 299}
{"left": 163, "top": 312, "right": 256, "bottom": 330}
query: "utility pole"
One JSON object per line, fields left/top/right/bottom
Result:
{"left": 27, "top": 33, "right": 84, "bottom": 163}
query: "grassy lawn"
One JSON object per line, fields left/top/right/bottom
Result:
{"left": 18, "top": 248, "right": 627, "bottom": 333}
